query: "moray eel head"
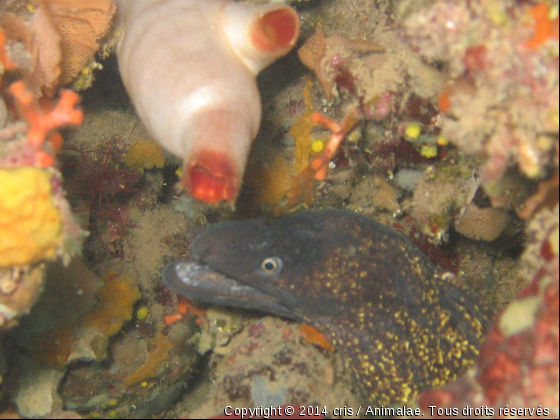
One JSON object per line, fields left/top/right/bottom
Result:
{"left": 164, "top": 209, "right": 490, "bottom": 405}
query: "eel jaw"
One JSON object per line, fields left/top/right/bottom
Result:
{"left": 163, "top": 260, "right": 300, "bottom": 321}
{"left": 182, "top": 150, "right": 240, "bottom": 204}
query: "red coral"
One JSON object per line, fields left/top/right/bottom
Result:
{"left": 478, "top": 282, "right": 559, "bottom": 407}
{"left": 9, "top": 80, "right": 83, "bottom": 166}
{"left": 464, "top": 45, "right": 488, "bottom": 71}
{"left": 299, "top": 324, "right": 335, "bottom": 352}
{"left": 418, "top": 250, "right": 559, "bottom": 413}
{"left": 310, "top": 107, "right": 361, "bottom": 180}
{"left": 523, "top": 1, "right": 559, "bottom": 50}
{"left": 0, "top": 29, "right": 16, "bottom": 75}
{"left": 164, "top": 296, "right": 208, "bottom": 330}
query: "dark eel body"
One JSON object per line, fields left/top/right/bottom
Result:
{"left": 164, "top": 209, "right": 490, "bottom": 405}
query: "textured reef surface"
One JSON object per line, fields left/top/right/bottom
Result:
{"left": 0, "top": 0, "right": 558, "bottom": 418}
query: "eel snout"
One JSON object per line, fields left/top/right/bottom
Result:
{"left": 163, "top": 260, "right": 298, "bottom": 320}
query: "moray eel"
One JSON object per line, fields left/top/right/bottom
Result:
{"left": 164, "top": 209, "right": 490, "bottom": 405}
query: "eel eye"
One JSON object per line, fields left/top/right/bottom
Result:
{"left": 260, "top": 257, "right": 283, "bottom": 275}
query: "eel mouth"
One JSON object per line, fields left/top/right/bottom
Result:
{"left": 163, "top": 260, "right": 299, "bottom": 321}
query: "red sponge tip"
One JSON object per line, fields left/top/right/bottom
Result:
{"left": 251, "top": 8, "right": 299, "bottom": 52}
{"left": 183, "top": 151, "right": 239, "bottom": 204}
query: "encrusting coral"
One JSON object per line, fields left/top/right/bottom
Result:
{"left": 290, "top": 79, "right": 316, "bottom": 175}
{"left": 1, "top": 0, "right": 117, "bottom": 95}
{"left": 298, "top": 28, "right": 386, "bottom": 102}
{"left": 518, "top": 170, "right": 559, "bottom": 220}
{"left": 42, "top": 0, "right": 116, "bottom": 87}
{"left": 33, "top": 272, "right": 140, "bottom": 368}
{"left": 402, "top": 0, "right": 559, "bottom": 187}
{"left": 283, "top": 79, "right": 318, "bottom": 208}
{"left": 244, "top": 79, "right": 320, "bottom": 212}
{"left": 0, "top": 265, "right": 45, "bottom": 330}
{"left": 418, "top": 204, "right": 559, "bottom": 414}
{"left": 454, "top": 202, "right": 509, "bottom": 242}
{"left": 122, "top": 331, "right": 174, "bottom": 386}
{"left": 245, "top": 155, "right": 294, "bottom": 208}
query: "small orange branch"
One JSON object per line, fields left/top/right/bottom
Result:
{"left": 300, "top": 324, "right": 335, "bottom": 352}
{"left": 10, "top": 81, "right": 84, "bottom": 147}
{"left": 0, "top": 29, "right": 16, "bottom": 72}
{"left": 523, "top": 2, "right": 559, "bottom": 50}
{"left": 311, "top": 112, "right": 342, "bottom": 133}
{"left": 8, "top": 81, "right": 83, "bottom": 167}
{"left": 163, "top": 313, "right": 184, "bottom": 326}
{"left": 164, "top": 297, "right": 209, "bottom": 330}
{"left": 310, "top": 107, "right": 361, "bottom": 180}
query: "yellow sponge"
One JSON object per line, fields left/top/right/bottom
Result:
{"left": 123, "top": 138, "right": 165, "bottom": 169}
{"left": 0, "top": 167, "right": 62, "bottom": 268}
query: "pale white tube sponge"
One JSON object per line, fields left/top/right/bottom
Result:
{"left": 115, "top": 0, "right": 300, "bottom": 203}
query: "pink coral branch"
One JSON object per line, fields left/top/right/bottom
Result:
{"left": 8, "top": 81, "right": 83, "bottom": 167}
{"left": 9, "top": 81, "right": 83, "bottom": 146}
